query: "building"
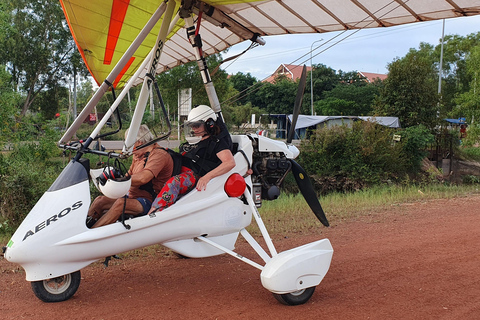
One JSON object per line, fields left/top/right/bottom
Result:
{"left": 263, "top": 64, "right": 312, "bottom": 83}
{"left": 264, "top": 64, "right": 387, "bottom": 83}
{"left": 357, "top": 71, "right": 388, "bottom": 83}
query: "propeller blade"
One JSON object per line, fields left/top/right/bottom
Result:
{"left": 290, "top": 159, "right": 329, "bottom": 227}
{"left": 287, "top": 65, "right": 307, "bottom": 144}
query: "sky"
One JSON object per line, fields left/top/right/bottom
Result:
{"left": 220, "top": 14, "right": 480, "bottom": 81}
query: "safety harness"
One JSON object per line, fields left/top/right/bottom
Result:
{"left": 139, "top": 147, "right": 183, "bottom": 199}
{"left": 181, "top": 137, "right": 220, "bottom": 176}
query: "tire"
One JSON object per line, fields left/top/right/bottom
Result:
{"left": 31, "top": 271, "right": 81, "bottom": 302}
{"left": 273, "top": 286, "right": 316, "bottom": 306}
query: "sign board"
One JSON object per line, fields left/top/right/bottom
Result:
{"left": 178, "top": 88, "right": 192, "bottom": 116}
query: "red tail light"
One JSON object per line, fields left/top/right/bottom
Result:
{"left": 224, "top": 173, "right": 246, "bottom": 197}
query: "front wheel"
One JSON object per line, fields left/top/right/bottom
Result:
{"left": 273, "top": 286, "right": 316, "bottom": 305}
{"left": 31, "top": 271, "right": 81, "bottom": 302}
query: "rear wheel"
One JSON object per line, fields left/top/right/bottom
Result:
{"left": 31, "top": 271, "right": 81, "bottom": 302}
{"left": 273, "top": 286, "right": 316, "bottom": 305}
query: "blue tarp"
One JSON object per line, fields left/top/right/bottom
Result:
{"left": 445, "top": 118, "right": 466, "bottom": 124}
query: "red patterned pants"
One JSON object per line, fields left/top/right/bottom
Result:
{"left": 151, "top": 167, "right": 197, "bottom": 212}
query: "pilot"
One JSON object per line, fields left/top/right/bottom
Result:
{"left": 87, "top": 124, "right": 173, "bottom": 228}
{"left": 148, "top": 105, "right": 235, "bottom": 213}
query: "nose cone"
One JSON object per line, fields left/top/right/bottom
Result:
{"left": 287, "top": 144, "right": 300, "bottom": 159}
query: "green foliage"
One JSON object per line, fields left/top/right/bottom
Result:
{"left": 35, "top": 85, "right": 69, "bottom": 119}
{"left": 461, "top": 124, "right": 480, "bottom": 148}
{"left": 0, "top": 138, "right": 63, "bottom": 234}
{"left": 297, "top": 121, "right": 434, "bottom": 193}
{"left": 155, "top": 54, "right": 232, "bottom": 117}
{"left": 0, "top": 0, "right": 77, "bottom": 116}
{"left": 315, "top": 97, "right": 357, "bottom": 116}
{"left": 222, "top": 102, "right": 263, "bottom": 130}
{"left": 437, "top": 32, "right": 480, "bottom": 112}
{"left": 303, "top": 64, "right": 339, "bottom": 114}
{"left": 0, "top": 65, "right": 21, "bottom": 145}
{"left": 321, "top": 82, "right": 380, "bottom": 116}
{"left": 228, "top": 72, "right": 262, "bottom": 107}
{"left": 373, "top": 45, "right": 439, "bottom": 129}
{"left": 398, "top": 125, "right": 435, "bottom": 171}
{"left": 257, "top": 77, "right": 297, "bottom": 114}
{"left": 452, "top": 45, "right": 480, "bottom": 122}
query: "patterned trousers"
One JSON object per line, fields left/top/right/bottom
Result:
{"left": 151, "top": 167, "right": 197, "bottom": 212}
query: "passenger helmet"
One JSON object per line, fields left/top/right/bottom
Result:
{"left": 91, "top": 164, "right": 131, "bottom": 199}
{"left": 185, "top": 105, "right": 217, "bottom": 144}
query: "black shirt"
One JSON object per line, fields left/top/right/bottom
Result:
{"left": 180, "top": 136, "right": 230, "bottom": 176}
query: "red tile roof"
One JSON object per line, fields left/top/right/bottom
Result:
{"left": 358, "top": 71, "right": 388, "bottom": 83}
{"left": 263, "top": 65, "right": 387, "bottom": 84}
{"left": 263, "top": 64, "right": 312, "bottom": 83}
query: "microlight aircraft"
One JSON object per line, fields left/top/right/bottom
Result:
{"left": 3, "top": 0, "right": 479, "bottom": 304}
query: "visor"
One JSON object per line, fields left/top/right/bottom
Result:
{"left": 184, "top": 120, "right": 205, "bottom": 144}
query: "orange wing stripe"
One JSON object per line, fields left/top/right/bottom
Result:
{"left": 113, "top": 57, "right": 135, "bottom": 88}
{"left": 104, "top": 0, "right": 130, "bottom": 65}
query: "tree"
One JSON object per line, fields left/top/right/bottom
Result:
{"left": 257, "top": 76, "right": 297, "bottom": 114}
{"left": 373, "top": 45, "right": 439, "bottom": 129}
{"left": 155, "top": 54, "right": 232, "bottom": 117}
{"left": 321, "top": 81, "right": 381, "bottom": 116}
{"left": 227, "top": 72, "right": 262, "bottom": 107}
{"left": 35, "top": 84, "right": 69, "bottom": 119}
{"left": 315, "top": 97, "right": 357, "bottom": 116}
{"left": 436, "top": 32, "right": 480, "bottom": 115}
{"left": 222, "top": 102, "right": 263, "bottom": 130}
{"left": 304, "top": 64, "right": 339, "bottom": 114}
{"left": 0, "top": 0, "right": 76, "bottom": 116}
{"left": 0, "top": 65, "right": 21, "bottom": 144}
{"left": 453, "top": 45, "right": 480, "bottom": 122}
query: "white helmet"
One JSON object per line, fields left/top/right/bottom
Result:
{"left": 185, "top": 105, "right": 217, "bottom": 144}
{"left": 90, "top": 166, "right": 131, "bottom": 199}
{"left": 187, "top": 105, "right": 217, "bottom": 123}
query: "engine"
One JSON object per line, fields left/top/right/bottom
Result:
{"left": 250, "top": 137, "right": 292, "bottom": 207}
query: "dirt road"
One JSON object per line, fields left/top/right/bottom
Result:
{"left": 1, "top": 195, "right": 480, "bottom": 319}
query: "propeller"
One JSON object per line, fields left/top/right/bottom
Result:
{"left": 287, "top": 65, "right": 329, "bottom": 227}
{"left": 290, "top": 159, "right": 329, "bottom": 227}
{"left": 286, "top": 65, "right": 307, "bottom": 144}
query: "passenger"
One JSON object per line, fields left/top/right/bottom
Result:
{"left": 148, "top": 105, "right": 235, "bottom": 213}
{"left": 87, "top": 124, "right": 173, "bottom": 228}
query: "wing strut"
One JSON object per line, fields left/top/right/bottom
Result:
{"left": 182, "top": 13, "right": 223, "bottom": 116}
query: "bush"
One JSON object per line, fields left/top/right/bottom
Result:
{"left": 297, "top": 121, "right": 435, "bottom": 193}
{"left": 0, "top": 138, "right": 63, "bottom": 235}
{"left": 398, "top": 125, "right": 435, "bottom": 171}
{"left": 461, "top": 124, "right": 480, "bottom": 148}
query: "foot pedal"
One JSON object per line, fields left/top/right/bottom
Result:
{"left": 103, "top": 255, "right": 121, "bottom": 268}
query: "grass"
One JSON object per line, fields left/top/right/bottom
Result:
{"left": 251, "top": 183, "right": 480, "bottom": 235}
{"left": 459, "top": 146, "right": 480, "bottom": 161}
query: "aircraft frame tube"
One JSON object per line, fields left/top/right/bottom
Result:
{"left": 183, "top": 15, "right": 221, "bottom": 113}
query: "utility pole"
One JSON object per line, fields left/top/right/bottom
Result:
{"left": 310, "top": 39, "right": 323, "bottom": 115}
{"left": 438, "top": 19, "right": 445, "bottom": 95}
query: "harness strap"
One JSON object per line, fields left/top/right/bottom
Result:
{"left": 189, "top": 138, "right": 220, "bottom": 176}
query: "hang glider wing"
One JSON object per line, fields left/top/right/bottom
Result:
{"left": 60, "top": 0, "right": 480, "bottom": 87}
